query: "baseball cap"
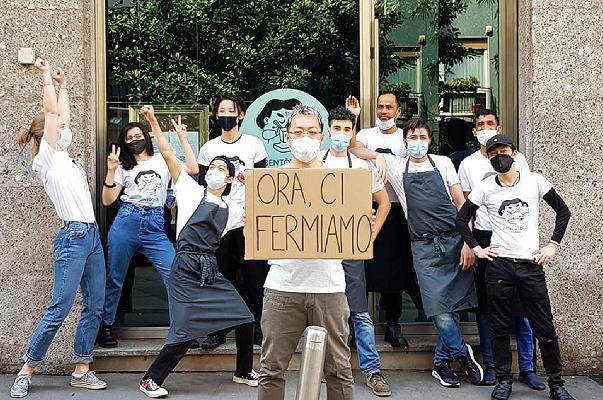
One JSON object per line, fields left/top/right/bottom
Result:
{"left": 486, "top": 135, "right": 516, "bottom": 152}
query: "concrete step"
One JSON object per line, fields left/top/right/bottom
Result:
{"left": 92, "top": 334, "right": 517, "bottom": 373}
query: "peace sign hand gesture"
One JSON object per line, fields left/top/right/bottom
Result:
{"left": 170, "top": 115, "right": 188, "bottom": 139}
{"left": 107, "top": 144, "right": 121, "bottom": 172}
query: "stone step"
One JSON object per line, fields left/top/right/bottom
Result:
{"left": 92, "top": 334, "right": 519, "bottom": 373}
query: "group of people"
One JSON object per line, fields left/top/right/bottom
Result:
{"left": 11, "top": 56, "right": 575, "bottom": 400}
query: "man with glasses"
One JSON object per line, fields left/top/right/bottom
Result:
{"left": 257, "top": 104, "right": 355, "bottom": 400}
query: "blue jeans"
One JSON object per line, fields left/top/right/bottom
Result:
{"left": 432, "top": 312, "right": 467, "bottom": 363}
{"left": 102, "top": 203, "right": 175, "bottom": 326}
{"left": 351, "top": 312, "right": 381, "bottom": 375}
{"left": 477, "top": 314, "right": 534, "bottom": 372}
{"left": 22, "top": 222, "right": 105, "bottom": 367}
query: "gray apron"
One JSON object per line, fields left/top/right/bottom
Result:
{"left": 165, "top": 190, "right": 254, "bottom": 345}
{"left": 322, "top": 151, "right": 369, "bottom": 313}
{"left": 403, "top": 156, "right": 477, "bottom": 318}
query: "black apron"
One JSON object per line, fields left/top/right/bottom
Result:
{"left": 322, "top": 151, "right": 369, "bottom": 313}
{"left": 403, "top": 156, "right": 477, "bottom": 318}
{"left": 165, "top": 190, "right": 254, "bottom": 345}
{"left": 364, "top": 198, "right": 415, "bottom": 294}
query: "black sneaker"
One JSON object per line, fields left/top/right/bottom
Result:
{"left": 233, "top": 370, "right": 259, "bottom": 387}
{"left": 457, "top": 344, "right": 483, "bottom": 385}
{"left": 383, "top": 325, "right": 408, "bottom": 348}
{"left": 518, "top": 372, "right": 546, "bottom": 391}
{"left": 201, "top": 333, "right": 226, "bottom": 350}
{"left": 432, "top": 361, "right": 460, "bottom": 387}
{"left": 549, "top": 386, "right": 576, "bottom": 400}
{"left": 189, "top": 339, "right": 200, "bottom": 349}
{"left": 491, "top": 380, "right": 512, "bottom": 400}
{"left": 96, "top": 325, "right": 117, "bottom": 348}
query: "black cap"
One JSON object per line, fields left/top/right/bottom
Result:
{"left": 486, "top": 135, "right": 516, "bottom": 151}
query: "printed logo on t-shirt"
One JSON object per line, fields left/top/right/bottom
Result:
{"left": 375, "top": 148, "right": 395, "bottom": 155}
{"left": 497, "top": 198, "right": 530, "bottom": 232}
{"left": 135, "top": 170, "right": 162, "bottom": 204}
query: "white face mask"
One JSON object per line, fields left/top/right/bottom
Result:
{"left": 376, "top": 117, "right": 396, "bottom": 131}
{"left": 205, "top": 169, "right": 228, "bottom": 190}
{"left": 476, "top": 129, "right": 497, "bottom": 147}
{"left": 57, "top": 128, "right": 72, "bottom": 150}
{"left": 290, "top": 136, "right": 321, "bottom": 163}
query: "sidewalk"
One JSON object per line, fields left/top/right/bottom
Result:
{"left": 1, "top": 372, "right": 600, "bottom": 400}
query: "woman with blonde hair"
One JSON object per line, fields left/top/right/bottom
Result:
{"left": 11, "top": 56, "right": 107, "bottom": 398}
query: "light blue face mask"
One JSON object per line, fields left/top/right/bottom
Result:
{"left": 205, "top": 169, "right": 227, "bottom": 190}
{"left": 329, "top": 132, "right": 351, "bottom": 152}
{"left": 406, "top": 139, "right": 429, "bottom": 158}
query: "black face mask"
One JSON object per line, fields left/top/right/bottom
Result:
{"left": 127, "top": 139, "right": 147, "bottom": 155}
{"left": 490, "top": 154, "right": 514, "bottom": 173}
{"left": 216, "top": 116, "right": 238, "bottom": 132}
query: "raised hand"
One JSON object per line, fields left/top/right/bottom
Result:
{"left": 345, "top": 95, "right": 361, "bottom": 118}
{"left": 170, "top": 115, "right": 187, "bottom": 138}
{"left": 140, "top": 105, "right": 156, "bottom": 122}
{"left": 52, "top": 68, "right": 66, "bottom": 86}
{"left": 107, "top": 144, "right": 121, "bottom": 171}
{"left": 34, "top": 55, "right": 50, "bottom": 72}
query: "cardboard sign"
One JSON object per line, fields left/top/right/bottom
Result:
{"left": 244, "top": 168, "right": 374, "bottom": 260}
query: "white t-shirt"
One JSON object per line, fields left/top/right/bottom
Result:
{"left": 356, "top": 127, "right": 407, "bottom": 203}
{"left": 384, "top": 154, "right": 460, "bottom": 216}
{"left": 264, "top": 164, "right": 346, "bottom": 294}
{"left": 114, "top": 153, "right": 170, "bottom": 208}
{"left": 197, "top": 134, "right": 267, "bottom": 228}
{"left": 468, "top": 172, "right": 553, "bottom": 260}
{"left": 458, "top": 151, "right": 530, "bottom": 231}
{"left": 172, "top": 170, "right": 242, "bottom": 238}
{"left": 32, "top": 138, "right": 95, "bottom": 223}
{"left": 319, "top": 149, "right": 384, "bottom": 194}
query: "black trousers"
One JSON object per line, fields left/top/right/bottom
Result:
{"left": 487, "top": 257, "right": 563, "bottom": 387}
{"left": 214, "top": 227, "right": 268, "bottom": 337}
{"left": 379, "top": 289, "right": 423, "bottom": 326}
{"left": 144, "top": 321, "right": 255, "bottom": 385}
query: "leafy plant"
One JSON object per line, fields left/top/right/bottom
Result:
{"left": 382, "top": 82, "right": 413, "bottom": 98}
{"left": 107, "top": 0, "right": 405, "bottom": 110}
{"left": 441, "top": 76, "right": 480, "bottom": 92}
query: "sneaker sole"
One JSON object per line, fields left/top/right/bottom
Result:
{"left": 10, "top": 391, "right": 28, "bottom": 398}
{"left": 432, "top": 370, "right": 460, "bottom": 388}
{"left": 466, "top": 344, "right": 484, "bottom": 384}
{"left": 139, "top": 385, "right": 168, "bottom": 398}
{"left": 232, "top": 376, "right": 259, "bottom": 387}
{"left": 70, "top": 382, "right": 108, "bottom": 390}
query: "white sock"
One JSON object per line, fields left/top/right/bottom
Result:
{"left": 72, "top": 371, "right": 86, "bottom": 378}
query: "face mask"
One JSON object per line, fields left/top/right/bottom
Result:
{"left": 216, "top": 116, "right": 238, "bottom": 131}
{"left": 490, "top": 154, "right": 514, "bottom": 173}
{"left": 376, "top": 117, "right": 396, "bottom": 131}
{"left": 57, "top": 128, "right": 72, "bottom": 150}
{"left": 205, "top": 169, "right": 228, "bottom": 190}
{"left": 406, "top": 139, "right": 429, "bottom": 159}
{"left": 290, "top": 136, "right": 321, "bottom": 163}
{"left": 476, "top": 129, "right": 498, "bottom": 147}
{"left": 127, "top": 139, "right": 147, "bottom": 155}
{"left": 329, "top": 133, "right": 350, "bottom": 152}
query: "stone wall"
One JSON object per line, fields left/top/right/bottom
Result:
{"left": 0, "top": 0, "right": 96, "bottom": 373}
{"left": 519, "top": 0, "right": 603, "bottom": 374}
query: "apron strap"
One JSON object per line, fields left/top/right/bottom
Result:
{"left": 322, "top": 150, "right": 353, "bottom": 168}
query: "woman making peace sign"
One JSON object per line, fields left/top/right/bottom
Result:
{"left": 97, "top": 113, "right": 198, "bottom": 347}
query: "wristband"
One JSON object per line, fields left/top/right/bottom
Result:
{"left": 103, "top": 180, "right": 117, "bottom": 188}
{"left": 549, "top": 240, "right": 560, "bottom": 248}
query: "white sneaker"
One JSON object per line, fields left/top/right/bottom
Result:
{"left": 10, "top": 374, "right": 31, "bottom": 398}
{"left": 139, "top": 378, "right": 168, "bottom": 398}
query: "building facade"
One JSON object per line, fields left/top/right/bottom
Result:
{"left": 0, "top": 0, "right": 601, "bottom": 374}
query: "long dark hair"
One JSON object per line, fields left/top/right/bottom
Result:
{"left": 117, "top": 122, "right": 154, "bottom": 170}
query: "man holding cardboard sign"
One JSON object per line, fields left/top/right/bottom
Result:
{"left": 247, "top": 104, "right": 374, "bottom": 400}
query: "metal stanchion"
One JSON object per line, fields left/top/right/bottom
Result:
{"left": 295, "top": 326, "right": 328, "bottom": 400}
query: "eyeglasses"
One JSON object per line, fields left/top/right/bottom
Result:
{"left": 125, "top": 134, "right": 145, "bottom": 142}
{"left": 287, "top": 130, "right": 323, "bottom": 139}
